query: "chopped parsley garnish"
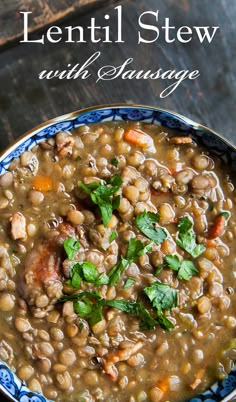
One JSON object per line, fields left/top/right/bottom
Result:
{"left": 219, "top": 211, "right": 230, "bottom": 219}
{"left": 178, "top": 260, "right": 199, "bottom": 281}
{"left": 111, "top": 157, "right": 119, "bottom": 167}
{"left": 67, "top": 265, "right": 82, "bottom": 288}
{"left": 58, "top": 291, "right": 159, "bottom": 330}
{"left": 106, "top": 299, "right": 141, "bottom": 314}
{"left": 138, "top": 304, "right": 158, "bottom": 330}
{"left": 126, "top": 238, "right": 154, "bottom": 260}
{"left": 108, "top": 238, "right": 154, "bottom": 286}
{"left": 157, "top": 312, "right": 174, "bottom": 331}
{"left": 63, "top": 238, "right": 80, "bottom": 260}
{"left": 67, "top": 261, "right": 109, "bottom": 288}
{"left": 106, "top": 299, "right": 157, "bottom": 330}
{"left": 209, "top": 203, "right": 214, "bottom": 212}
{"left": 59, "top": 290, "right": 101, "bottom": 303}
{"left": 165, "top": 255, "right": 199, "bottom": 281}
{"left": 78, "top": 321, "right": 85, "bottom": 332}
{"left": 165, "top": 255, "right": 180, "bottom": 272}
{"left": 155, "top": 264, "right": 164, "bottom": 276}
{"left": 135, "top": 211, "right": 167, "bottom": 244}
{"left": 109, "top": 230, "right": 118, "bottom": 243}
{"left": 144, "top": 281, "right": 177, "bottom": 331}
{"left": 71, "top": 291, "right": 103, "bottom": 327}
{"left": 176, "top": 216, "right": 205, "bottom": 258}
{"left": 79, "top": 174, "right": 123, "bottom": 227}
{"left": 144, "top": 281, "right": 177, "bottom": 311}
{"left": 108, "top": 258, "right": 129, "bottom": 286}
{"left": 124, "top": 277, "right": 135, "bottom": 289}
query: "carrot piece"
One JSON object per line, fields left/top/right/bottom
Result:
{"left": 124, "top": 129, "right": 155, "bottom": 152}
{"left": 161, "top": 239, "right": 169, "bottom": 254}
{"left": 124, "top": 129, "right": 148, "bottom": 146}
{"left": 33, "top": 176, "right": 53, "bottom": 192}
{"left": 207, "top": 215, "right": 226, "bottom": 239}
{"left": 205, "top": 240, "right": 216, "bottom": 248}
{"left": 157, "top": 376, "right": 169, "bottom": 393}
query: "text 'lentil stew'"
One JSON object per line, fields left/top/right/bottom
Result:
{"left": 0, "top": 121, "right": 235, "bottom": 402}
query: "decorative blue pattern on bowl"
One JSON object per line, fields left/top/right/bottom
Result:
{"left": 0, "top": 105, "right": 235, "bottom": 402}
{"left": 0, "top": 364, "right": 51, "bottom": 402}
{"left": 0, "top": 365, "right": 18, "bottom": 397}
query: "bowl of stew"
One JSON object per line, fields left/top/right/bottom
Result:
{"left": 0, "top": 104, "right": 235, "bottom": 402}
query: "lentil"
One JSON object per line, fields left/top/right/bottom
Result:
{"left": 0, "top": 293, "right": 15, "bottom": 312}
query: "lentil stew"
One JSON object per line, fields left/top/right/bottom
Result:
{"left": 0, "top": 120, "right": 235, "bottom": 402}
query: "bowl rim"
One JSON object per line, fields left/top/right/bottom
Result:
{"left": 1, "top": 103, "right": 236, "bottom": 161}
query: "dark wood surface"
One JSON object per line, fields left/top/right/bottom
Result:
{"left": 0, "top": 0, "right": 114, "bottom": 46}
{"left": 0, "top": 0, "right": 235, "bottom": 401}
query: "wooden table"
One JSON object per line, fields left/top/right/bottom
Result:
{"left": 0, "top": 0, "right": 235, "bottom": 400}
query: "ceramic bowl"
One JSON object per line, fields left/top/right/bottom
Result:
{"left": 0, "top": 104, "right": 235, "bottom": 402}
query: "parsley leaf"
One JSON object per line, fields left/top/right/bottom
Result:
{"left": 177, "top": 260, "right": 198, "bottom": 281}
{"left": 165, "top": 254, "right": 199, "bottom": 281}
{"left": 67, "top": 268, "right": 82, "bottom": 288}
{"left": 165, "top": 255, "right": 180, "bottom": 271}
{"left": 176, "top": 217, "right": 205, "bottom": 258}
{"left": 157, "top": 311, "right": 174, "bottom": 332}
{"left": 138, "top": 303, "right": 158, "bottom": 330}
{"left": 111, "top": 157, "right": 119, "bottom": 167}
{"left": 109, "top": 230, "right": 118, "bottom": 243}
{"left": 108, "top": 258, "right": 129, "bottom": 286}
{"left": 126, "top": 238, "right": 154, "bottom": 261}
{"left": 155, "top": 264, "right": 164, "bottom": 276}
{"left": 58, "top": 290, "right": 101, "bottom": 303}
{"left": 105, "top": 299, "right": 140, "bottom": 314}
{"left": 68, "top": 261, "right": 109, "bottom": 289}
{"left": 144, "top": 281, "right": 177, "bottom": 311}
{"left": 60, "top": 291, "right": 104, "bottom": 326}
{"left": 88, "top": 304, "right": 104, "bottom": 327}
{"left": 135, "top": 211, "right": 167, "bottom": 244}
{"left": 80, "top": 261, "right": 99, "bottom": 282}
{"left": 209, "top": 203, "right": 214, "bottom": 212}
{"left": 80, "top": 181, "right": 100, "bottom": 193}
{"left": 178, "top": 216, "right": 192, "bottom": 232}
{"left": 108, "top": 238, "right": 153, "bottom": 286}
{"left": 124, "top": 278, "right": 135, "bottom": 289}
{"left": 74, "top": 299, "right": 93, "bottom": 317}
{"left": 144, "top": 281, "right": 177, "bottom": 331}
{"left": 110, "top": 174, "right": 122, "bottom": 188}
{"left": 94, "top": 272, "right": 110, "bottom": 286}
{"left": 74, "top": 295, "right": 104, "bottom": 327}
{"left": 79, "top": 174, "right": 123, "bottom": 227}
{"left": 63, "top": 238, "right": 80, "bottom": 260}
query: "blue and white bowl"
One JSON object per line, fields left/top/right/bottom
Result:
{"left": 0, "top": 104, "right": 235, "bottom": 402}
